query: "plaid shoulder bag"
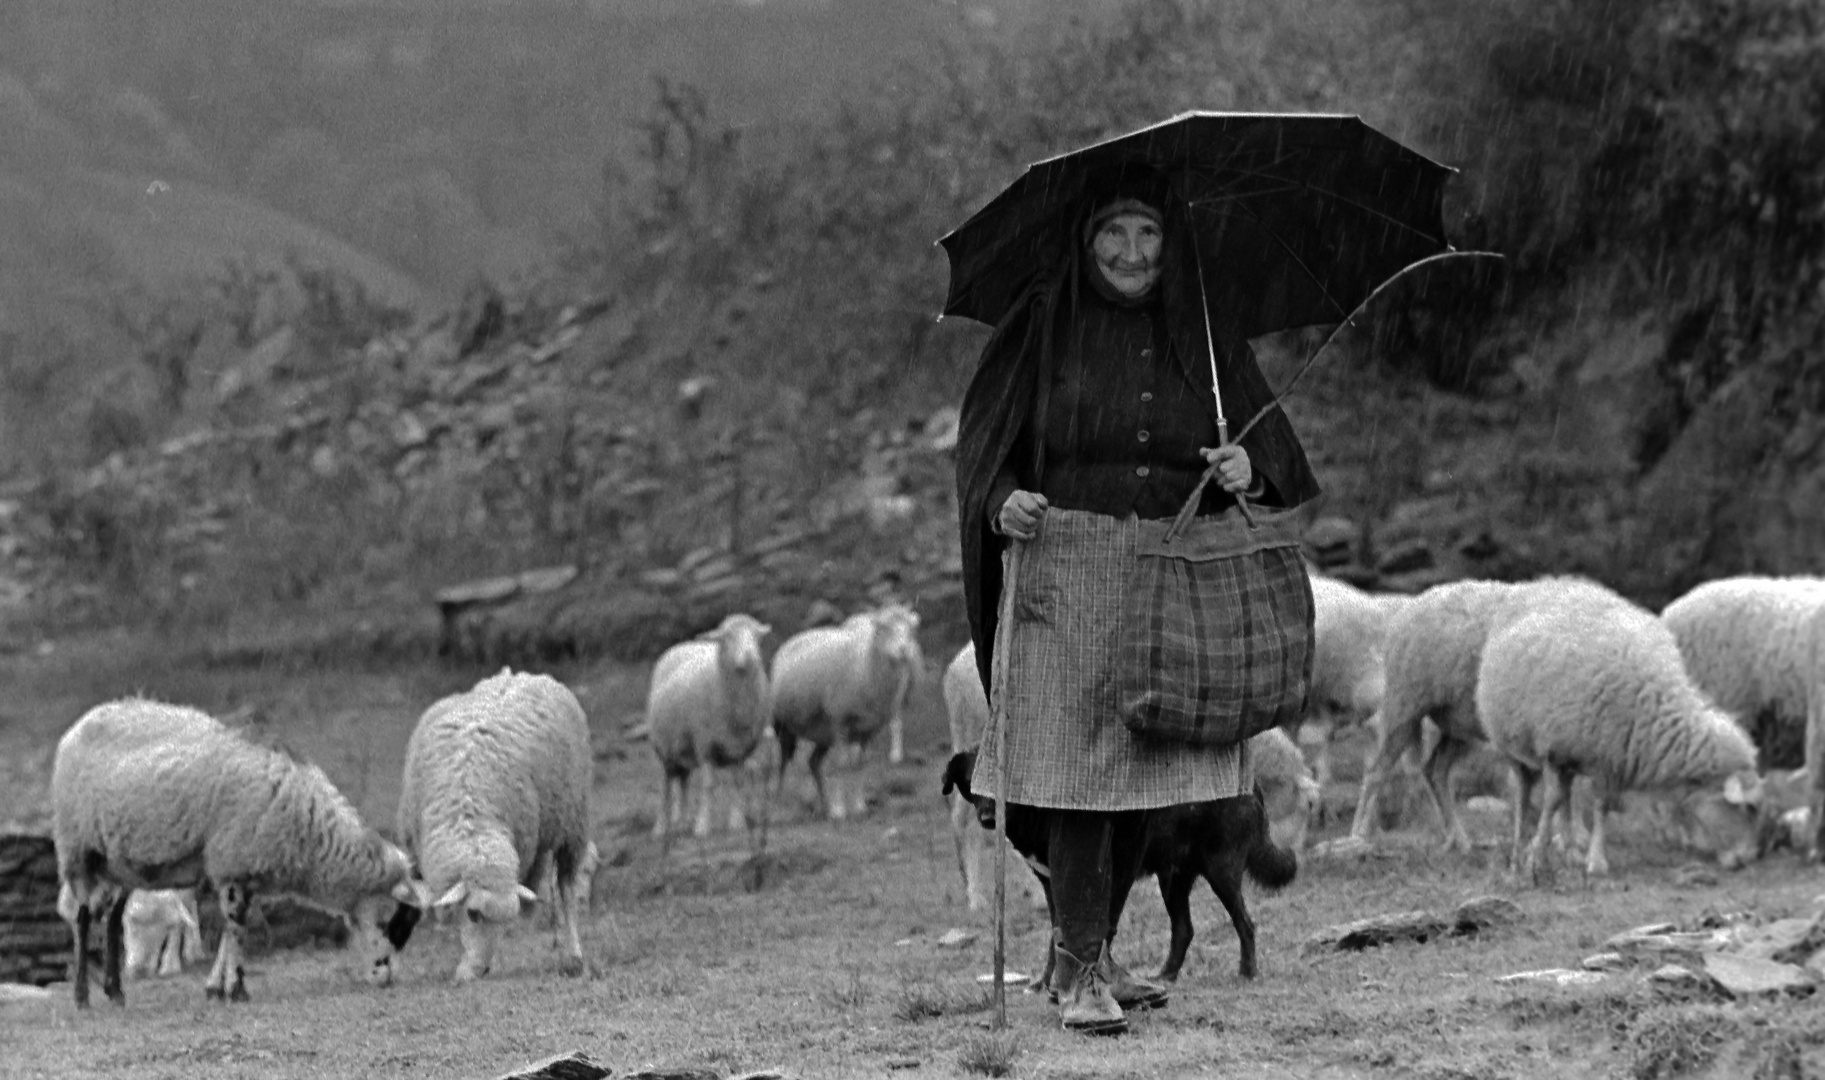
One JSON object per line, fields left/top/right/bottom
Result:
{"left": 1117, "top": 461, "right": 1315, "bottom": 746}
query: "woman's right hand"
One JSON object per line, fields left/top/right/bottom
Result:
{"left": 996, "top": 490, "right": 1049, "bottom": 541}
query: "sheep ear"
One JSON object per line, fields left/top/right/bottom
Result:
{"left": 394, "top": 879, "right": 433, "bottom": 908}
{"left": 1723, "top": 772, "right": 1762, "bottom": 806}
{"left": 434, "top": 882, "right": 469, "bottom": 909}
{"left": 516, "top": 884, "right": 540, "bottom": 903}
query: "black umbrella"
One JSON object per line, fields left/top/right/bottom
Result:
{"left": 938, "top": 110, "right": 1459, "bottom": 341}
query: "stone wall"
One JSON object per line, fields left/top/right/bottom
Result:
{"left": 0, "top": 832, "right": 78, "bottom": 986}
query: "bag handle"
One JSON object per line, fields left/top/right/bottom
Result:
{"left": 1165, "top": 458, "right": 1257, "bottom": 544}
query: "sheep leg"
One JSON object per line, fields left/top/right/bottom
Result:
{"left": 1525, "top": 769, "right": 1565, "bottom": 885}
{"left": 1351, "top": 710, "right": 1418, "bottom": 840}
{"left": 72, "top": 891, "right": 94, "bottom": 1008}
{"left": 1582, "top": 771, "right": 1611, "bottom": 876}
{"left": 1154, "top": 867, "right": 1196, "bottom": 982}
{"left": 693, "top": 766, "right": 716, "bottom": 838}
{"left": 887, "top": 713, "right": 905, "bottom": 765}
{"left": 1421, "top": 735, "right": 1476, "bottom": 853}
{"left": 807, "top": 743, "right": 836, "bottom": 819}
{"left": 1508, "top": 762, "right": 1538, "bottom": 874}
{"left": 951, "top": 792, "right": 984, "bottom": 910}
{"left": 205, "top": 883, "right": 250, "bottom": 1002}
{"left": 1808, "top": 707, "right": 1825, "bottom": 862}
{"left": 1312, "top": 726, "right": 1335, "bottom": 826}
{"left": 101, "top": 890, "right": 128, "bottom": 1005}
{"left": 772, "top": 726, "right": 798, "bottom": 803}
{"left": 654, "top": 768, "right": 678, "bottom": 842}
{"left": 555, "top": 849, "right": 587, "bottom": 977}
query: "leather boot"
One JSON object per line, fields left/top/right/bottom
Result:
{"left": 1100, "top": 946, "right": 1169, "bottom": 1011}
{"left": 1053, "top": 944, "right": 1127, "bottom": 1035}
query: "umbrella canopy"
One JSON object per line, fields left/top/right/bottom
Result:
{"left": 938, "top": 111, "right": 1457, "bottom": 339}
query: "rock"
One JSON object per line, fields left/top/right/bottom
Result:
{"left": 1493, "top": 968, "right": 1605, "bottom": 987}
{"left": 1648, "top": 964, "right": 1706, "bottom": 990}
{"left": 1303, "top": 516, "right": 1358, "bottom": 566}
{"left": 1301, "top": 910, "right": 1450, "bottom": 955}
{"left": 626, "top": 1069, "right": 719, "bottom": 1080}
{"left": 937, "top": 928, "right": 978, "bottom": 949}
{"left": 1702, "top": 953, "right": 1816, "bottom": 997}
{"left": 1453, "top": 896, "right": 1523, "bottom": 932}
{"left": 1672, "top": 865, "right": 1719, "bottom": 888}
{"left": 1376, "top": 539, "right": 1435, "bottom": 575}
{"left": 1306, "top": 835, "right": 1376, "bottom": 860}
{"left": 1465, "top": 795, "right": 1510, "bottom": 816}
{"left": 494, "top": 1050, "right": 612, "bottom": 1080}
{"left": 1581, "top": 952, "right": 1628, "bottom": 971}
{"left": 1732, "top": 916, "right": 1822, "bottom": 962}
{"left": 1456, "top": 530, "right": 1503, "bottom": 561}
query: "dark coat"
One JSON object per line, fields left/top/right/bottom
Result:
{"left": 954, "top": 205, "right": 1322, "bottom": 699}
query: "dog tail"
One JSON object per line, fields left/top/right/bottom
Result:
{"left": 1245, "top": 788, "right": 1298, "bottom": 891}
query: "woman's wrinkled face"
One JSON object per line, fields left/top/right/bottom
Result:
{"left": 1092, "top": 212, "right": 1164, "bottom": 298}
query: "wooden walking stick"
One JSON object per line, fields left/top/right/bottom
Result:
{"left": 990, "top": 541, "right": 1024, "bottom": 1030}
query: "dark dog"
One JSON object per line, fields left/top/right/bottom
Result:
{"left": 941, "top": 749, "right": 1297, "bottom": 982}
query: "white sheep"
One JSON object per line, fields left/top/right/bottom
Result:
{"left": 1476, "top": 593, "right": 1763, "bottom": 879}
{"left": 1661, "top": 576, "right": 1825, "bottom": 766}
{"left": 1249, "top": 725, "right": 1323, "bottom": 852}
{"left": 396, "top": 668, "right": 593, "bottom": 982}
{"left": 1349, "top": 575, "right": 1626, "bottom": 851}
{"left": 940, "top": 641, "right": 1051, "bottom": 913}
{"left": 772, "top": 603, "right": 923, "bottom": 820}
{"left": 1298, "top": 576, "right": 1417, "bottom": 803}
{"left": 646, "top": 613, "right": 774, "bottom": 840}
{"left": 125, "top": 888, "right": 204, "bottom": 978}
{"left": 52, "top": 698, "right": 421, "bottom": 1007}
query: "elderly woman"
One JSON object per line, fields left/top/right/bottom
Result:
{"left": 954, "top": 165, "right": 1320, "bottom": 1034}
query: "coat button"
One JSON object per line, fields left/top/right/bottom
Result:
{"left": 1139, "top": 348, "right": 1152, "bottom": 358}
{"left": 1137, "top": 430, "right": 1151, "bottom": 442}
{"left": 1135, "top": 466, "right": 1150, "bottom": 478}
{"left": 1140, "top": 391, "right": 1154, "bottom": 402}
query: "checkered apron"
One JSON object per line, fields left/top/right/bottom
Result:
{"left": 972, "top": 508, "right": 1253, "bottom": 810}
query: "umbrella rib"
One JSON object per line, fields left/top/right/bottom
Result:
{"left": 1207, "top": 202, "right": 1351, "bottom": 323}
{"left": 1190, "top": 183, "right": 1444, "bottom": 244}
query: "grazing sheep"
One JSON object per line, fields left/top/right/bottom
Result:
{"left": 1349, "top": 576, "right": 1625, "bottom": 851}
{"left": 1298, "top": 577, "right": 1417, "bottom": 802}
{"left": 52, "top": 699, "right": 421, "bottom": 1007}
{"left": 397, "top": 669, "right": 593, "bottom": 982}
{"left": 772, "top": 603, "right": 923, "bottom": 820}
{"left": 942, "top": 750, "right": 1297, "bottom": 983}
{"left": 940, "top": 641, "right": 1052, "bottom": 913}
{"left": 1248, "top": 725, "right": 1323, "bottom": 852}
{"left": 1477, "top": 594, "right": 1763, "bottom": 879}
{"left": 646, "top": 613, "right": 774, "bottom": 840}
{"left": 126, "top": 888, "right": 203, "bottom": 978}
{"left": 1661, "top": 576, "right": 1825, "bottom": 769}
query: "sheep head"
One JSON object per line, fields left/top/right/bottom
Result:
{"left": 348, "top": 840, "right": 426, "bottom": 987}
{"left": 433, "top": 879, "right": 539, "bottom": 983}
{"left": 701, "top": 613, "right": 771, "bottom": 678}
{"left": 868, "top": 603, "right": 922, "bottom": 670}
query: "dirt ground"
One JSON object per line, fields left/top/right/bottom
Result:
{"left": 4, "top": 631, "right": 1824, "bottom": 1080}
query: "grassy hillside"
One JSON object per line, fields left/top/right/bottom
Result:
{"left": 1, "top": 0, "right": 1820, "bottom": 658}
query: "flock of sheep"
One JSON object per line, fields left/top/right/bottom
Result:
{"left": 39, "top": 564, "right": 1825, "bottom": 1008}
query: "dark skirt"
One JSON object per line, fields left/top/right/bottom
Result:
{"left": 973, "top": 508, "right": 1252, "bottom": 810}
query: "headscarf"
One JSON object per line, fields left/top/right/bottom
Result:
{"left": 953, "top": 164, "right": 1322, "bottom": 696}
